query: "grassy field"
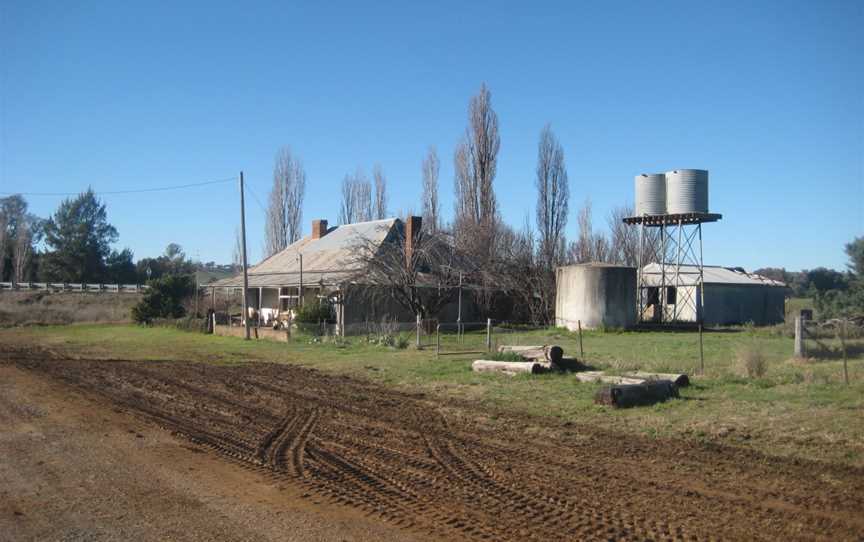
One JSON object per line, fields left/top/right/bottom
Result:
{"left": 2, "top": 322, "right": 863, "bottom": 467}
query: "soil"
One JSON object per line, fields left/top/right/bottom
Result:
{"left": 2, "top": 345, "right": 863, "bottom": 541}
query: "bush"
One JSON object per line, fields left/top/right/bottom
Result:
{"left": 294, "top": 302, "right": 334, "bottom": 324}
{"left": 131, "top": 275, "right": 194, "bottom": 324}
{"left": 735, "top": 342, "right": 767, "bottom": 379}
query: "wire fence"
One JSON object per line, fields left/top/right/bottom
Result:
{"left": 0, "top": 282, "right": 147, "bottom": 293}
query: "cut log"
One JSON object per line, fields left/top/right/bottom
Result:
{"left": 573, "top": 371, "right": 645, "bottom": 385}
{"left": 594, "top": 380, "right": 679, "bottom": 408}
{"left": 624, "top": 371, "right": 690, "bottom": 387}
{"left": 472, "top": 360, "right": 548, "bottom": 376}
{"left": 498, "top": 345, "right": 564, "bottom": 365}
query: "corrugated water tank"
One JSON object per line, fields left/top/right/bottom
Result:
{"left": 635, "top": 173, "right": 666, "bottom": 216}
{"left": 666, "top": 169, "right": 709, "bottom": 214}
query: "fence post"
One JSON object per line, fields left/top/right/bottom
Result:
{"left": 436, "top": 324, "right": 441, "bottom": 357}
{"left": 416, "top": 314, "right": 422, "bottom": 349}
{"left": 577, "top": 320, "right": 584, "bottom": 361}
{"left": 841, "top": 319, "right": 849, "bottom": 386}
{"left": 794, "top": 316, "right": 805, "bottom": 358}
{"left": 486, "top": 318, "right": 492, "bottom": 351}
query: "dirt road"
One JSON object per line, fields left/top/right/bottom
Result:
{"left": 2, "top": 348, "right": 864, "bottom": 541}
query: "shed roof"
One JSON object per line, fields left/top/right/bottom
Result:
{"left": 641, "top": 263, "right": 787, "bottom": 288}
{"left": 211, "top": 218, "right": 398, "bottom": 288}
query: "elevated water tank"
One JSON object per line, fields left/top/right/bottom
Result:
{"left": 666, "top": 169, "right": 709, "bottom": 214}
{"left": 634, "top": 173, "right": 666, "bottom": 216}
{"left": 555, "top": 264, "right": 636, "bottom": 330}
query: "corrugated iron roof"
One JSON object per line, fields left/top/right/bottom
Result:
{"left": 210, "top": 218, "right": 397, "bottom": 288}
{"left": 641, "top": 263, "right": 788, "bottom": 287}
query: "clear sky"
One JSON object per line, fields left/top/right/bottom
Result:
{"left": 1, "top": 0, "right": 861, "bottom": 271}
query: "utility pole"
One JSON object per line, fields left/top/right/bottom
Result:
{"left": 298, "top": 253, "right": 303, "bottom": 307}
{"left": 239, "top": 172, "right": 251, "bottom": 340}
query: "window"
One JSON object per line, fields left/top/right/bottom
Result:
{"left": 666, "top": 286, "right": 677, "bottom": 305}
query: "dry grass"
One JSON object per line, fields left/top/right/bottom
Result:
{"left": 735, "top": 341, "right": 767, "bottom": 378}
{"left": 0, "top": 292, "right": 140, "bottom": 326}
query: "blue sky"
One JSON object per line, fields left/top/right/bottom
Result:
{"left": 1, "top": 0, "right": 861, "bottom": 271}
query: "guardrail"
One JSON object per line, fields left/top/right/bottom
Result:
{"left": 0, "top": 282, "right": 148, "bottom": 293}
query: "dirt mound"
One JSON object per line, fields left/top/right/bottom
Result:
{"left": 4, "top": 348, "right": 863, "bottom": 541}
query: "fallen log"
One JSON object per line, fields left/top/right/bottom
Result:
{"left": 624, "top": 371, "right": 690, "bottom": 387}
{"left": 594, "top": 380, "right": 679, "bottom": 408}
{"left": 498, "top": 345, "right": 564, "bottom": 365}
{"left": 472, "top": 360, "right": 549, "bottom": 376}
{"left": 573, "top": 371, "right": 645, "bottom": 385}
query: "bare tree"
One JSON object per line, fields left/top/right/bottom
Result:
{"left": 353, "top": 224, "right": 470, "bottom": 318}
{"left": 568, "top": 199, "right": 611, "bottom": 264}
{"left": 339, "top": 171, "right": 373, "bottom": 224}
{"left": 12, "top": 220, "right": 33, "bottom": 283}
{"left": 372, "top": 164, "right": 388, "bottom": 219}
{"left": 265, "top": 147, "right": 307, "bottom": 257}
{"left": 607, "top": 204, "right": 639, "bottom": 266}
{"left": 454, "top": 83, "right": 500, "bottom": 259}
{"left": 421, "top": 146, "right": 440, "bottom": 233}
{"left": 535, "top": 124, "right": 569, "bottom": 270}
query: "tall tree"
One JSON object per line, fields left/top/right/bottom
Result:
{"left": 41, "top": 189, "right": 118, "bottom": 282}
{"left": 12, "top": 220, "right": 33, "bottom": 282}
{"left": 265, "top": 147, "right": 307, "bottom": 257}
{"left": 372, "top": 164, "right": 388, "bottom": 219}
{"left": 339, "top": 171, "right": 373, "bottom": 224}
{"left": 0, "top": 195, "right": 31, "bottom": 281}
{"left": 535, "top": 124, "right": 569, "bottom": 270}
{"left": 421, "top": 146, "right": 440, "bottom": 233}
{"left": 454, "top": 83, "right": 500, "bottom": 240}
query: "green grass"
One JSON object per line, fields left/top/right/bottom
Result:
{"left": 3, "top": 323, "right": 863, "bottom": 467}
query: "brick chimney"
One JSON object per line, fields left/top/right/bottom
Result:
{"left": 405, "top": 216, "right": 422, "bottom": 267}
{"left": 311, "top": 219, "right": 328, "bottom": 240}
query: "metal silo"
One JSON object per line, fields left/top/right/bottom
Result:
{"left": 634, "top": 173, "right": 666, "bottom": 216}
{"left": 666, "top": 169, "right": 708, "bottom": 214}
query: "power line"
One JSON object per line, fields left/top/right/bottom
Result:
{"left": 0, "top": 176, "right": 237, "bottom": 197}
{"left": 244, "top": 182, "right": 268, "bottom": 216}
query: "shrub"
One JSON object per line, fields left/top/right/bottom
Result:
{"left": 735, "top": 342, "right": 767, "bottom": 379}
{"left": 294, "top": 303, "right": 334, "bottom": 324}
{"left": 131, "top": 275, "right": 194, "bottom": 324}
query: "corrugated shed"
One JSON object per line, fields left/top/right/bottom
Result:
{"left": 211, "top": 218, "right": 398, "bottom": 288}
{"left": 641, "top": 264, "right": 787, "bottom": 287}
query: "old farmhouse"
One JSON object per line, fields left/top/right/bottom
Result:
{"left": 209, "top": 216, "right": 475, "bottom": 334}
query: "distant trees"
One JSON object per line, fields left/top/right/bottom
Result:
{"left": 40, "top": 189, "right": 117, "bottom": 283}
{"left": 265, "top": 147, "right": 306, "bottom": 257}
{"left": 339, "top": 171, "right": 373, "bottom": 224}
{"left": 421, "top": 146, "right": 440, "bottom": 233}
{"left": 567, "top": 199, "right": 609, "bottom": 264}
{"left": 812, "top": 237, "right": 863, "bottom": 318}
{"left": 373, "top": 164, "right": 388, "bottom": 220}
